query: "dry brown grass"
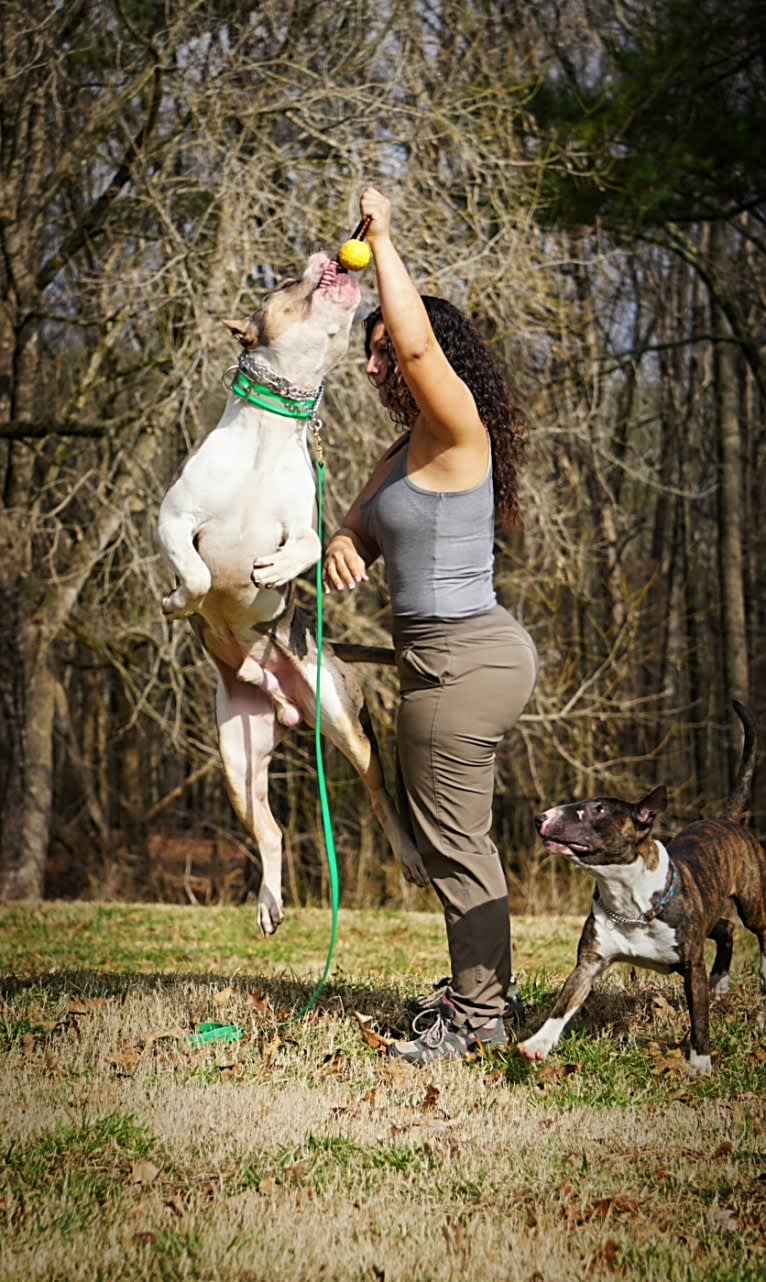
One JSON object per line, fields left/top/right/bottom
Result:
{"left": 0, "top": 904, "right": 765, "bottom": 1281}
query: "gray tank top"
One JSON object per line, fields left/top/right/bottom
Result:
{"left": 360, "top": 440, "right": 497, "bottom": 620}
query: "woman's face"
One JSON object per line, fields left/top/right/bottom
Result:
{"left": 366, "top": 321, "right": 392, "bottom": 399}
{"left": 365, "top": 319, "right": 416, "bottom": 424}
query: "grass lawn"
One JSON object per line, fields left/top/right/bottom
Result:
{"left": 0, "top": 901, "right": 764, "bottom": 1281}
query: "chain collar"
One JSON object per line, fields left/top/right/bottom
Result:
{"left": 596, "top": 859, "right": 681, "bottom": 929}
{"left": 226, "top": 353, "right": 324, "bottom": 421}
{"left": 224, "top": 353, "right": 326, "bottom": 461}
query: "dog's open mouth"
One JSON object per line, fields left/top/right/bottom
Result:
{"left": 318, "top": 258, "right": 345, "bottom": 289}
{"left": 541, "top": 836, "right": 594, "bottom": 859}
{"left": 316, "top": 256, "right": 361, "bottom": 300}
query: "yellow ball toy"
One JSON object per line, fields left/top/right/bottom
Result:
{"left": 338, "top": 238, "right": 372, "bottom": 271}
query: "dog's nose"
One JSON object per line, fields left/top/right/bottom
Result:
{"left": 535, "top": 814, "right": 545, "bottom": 832}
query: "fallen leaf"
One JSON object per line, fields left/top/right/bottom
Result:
{"left": 260, "top": 1033, "right": 282, "bottom": 1067}
{"left": 651, "top": 993, "right": 677, "bottom": 1019}
{"left": 213, "top": 986, "right": 236, "bottom": 1008}
{"left": 247, "top": 993, "right": 271, "bottom": 1014}
{"left": 321, "top": 1049, "right": 349, "bottom": 1077}
{"left": 589, "top": 1238, "right": 621, "bottom": 1275}
{"left": 128, "top": 1160, "right": 160, "bottom": 1186}
{"left": 422, "top": 1084, "right": 440, "bottom": 1111}
{"left": 652, "top": 1054, "right": 688, "bottom": 1076}
{"left": 220, "top": 1062, "right": 246, "bottom": 1078}
{"left": 283, "top": 1161, "right": 310, "bottom": 1186}
{"left": 142, "top": 1027, "right": 186, "bottom": 1049}
{"left": 352, "top": 1010, "right": 393, "bottom": 1050}
{"left": 67, "top": 998, "right": 109, "bottom": 1015}
{"left": 587, "top": 1194, "right": 639, "bottom": 1219}
{"left": 706, "top": 1205, "right": 739, "bottom": 1232}
{"left": 712, "top": 1141, "right": 735, "bottom": 1160}
{"left": 535, "top": 1062, "right": 569, "bottom": 1087}
{"left": 108, "top": 1048, "right": 141, "bottom": 1073}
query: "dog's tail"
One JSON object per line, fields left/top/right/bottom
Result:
{"left": 722, "top": 700, "right": 756, "bottom": 822}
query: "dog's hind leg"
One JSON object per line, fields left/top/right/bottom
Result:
{"left": 708, "top": 915, "right": 735, "bottom": 997}
{"left": 215, "top": 666, "right": 289, "bottom": 935}
{"left": 731, "top": 862, "right": 766, "bottom": 995}
{"left": 300, "top": 655, "right": 429, "bottom": 888}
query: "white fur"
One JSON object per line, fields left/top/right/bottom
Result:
{"left": 587, "top": 841, "right": 680, "bottom": 969}
{"left": 518, "top": 1018, "right": 568, "bottom": 1061}
{"left": 157, "top": 256, "right": 428, "bottom": 932}
{"left": 687, "top": 1048, "right": 713, "bottom": 1074}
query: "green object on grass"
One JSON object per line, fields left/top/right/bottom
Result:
{"left": 187, "top": 1022, "right": 244, "bottom": 1046}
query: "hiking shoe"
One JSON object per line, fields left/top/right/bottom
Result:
{"left": 389, "top": 1001, "right": 507, "bottom": 1065}
{"left": 408, "top": 976, "right": 525, "bottom": 1034}
{"left": 407, "top": 976, "right": 452, "bottom": 1032}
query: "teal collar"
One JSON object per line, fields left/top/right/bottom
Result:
{"left": 230, "top": 356, "right": 323, "bottom": 420}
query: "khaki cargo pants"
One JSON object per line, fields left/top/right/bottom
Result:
{"left": 394, "top": 605, "right": 538, "bottom": 1031}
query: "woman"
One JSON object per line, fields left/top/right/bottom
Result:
{"left": 324, "top": 188, "right": 538, "bottom": 1063}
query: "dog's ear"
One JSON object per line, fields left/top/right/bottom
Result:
{"left": 224, "top": 317, "right": 260, "bottom": 349}
{"left": 635, "top": 785, "right": 667, "bottom": 828}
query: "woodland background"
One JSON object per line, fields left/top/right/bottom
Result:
{"left": 1, "top": 0, "right": 764, "bottom": 908}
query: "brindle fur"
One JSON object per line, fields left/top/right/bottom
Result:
{"left": 518, "top": 702, "right": 766, "bottom": 1072}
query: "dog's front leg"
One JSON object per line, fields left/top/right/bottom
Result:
{"left": 157, "top": 502, "right": 212, "bottom": 619}
{"left": 518, "top": 938, "right": 609, "bottom": 1062}
{"left": 252, "top": 527, "right": 321, "bottom": 589}
{"left": 683, "top": 956, "right": 714, "bottom": 1074}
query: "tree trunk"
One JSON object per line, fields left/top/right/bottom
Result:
{"left": 0, "top": 625, "right": 56, "bottom": 898}
{"left": 711, "top": 231, "right": 750, "bottom": 715}
{"left": 0, "top": 429, "right": 161, "bottom": 898}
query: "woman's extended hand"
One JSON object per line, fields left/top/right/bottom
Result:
{"left": 323, "top": 530, "right": 370, "bottom": 593}
{"left": 360, "top": 187, "right": 392, "bottom": 247}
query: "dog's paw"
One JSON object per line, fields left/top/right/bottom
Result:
{"left": 257, "top": 888, "right": 284, "bottom": 936}
{"left": 275, "top": 701, "right": 302, "bottom": 729}
{"left": 252, "top": 547, "right": 317, "bottom": 589}
{"left": 161, "top": 586, "right": 206, "bottom": 620}
{"left": 517, "top": 1033, "right": 554, "bottom": 1062}
{"left": 687, "top": 1049, "right": 714, "bottom": 1074}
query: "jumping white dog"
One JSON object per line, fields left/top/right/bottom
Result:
{"left": 158, "top": 252, "right": 427, "bottom": 933}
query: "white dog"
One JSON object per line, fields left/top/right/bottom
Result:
{"left": 158, "top": 252, "right": 427, "bottom": 933}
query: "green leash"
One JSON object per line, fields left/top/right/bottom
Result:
{"left": 298, "top": 455, "right": 340, "bottom": 1016}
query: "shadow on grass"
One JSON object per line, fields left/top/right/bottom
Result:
{"left": 0, "top": 967, "right": 697, "bottom": 1038}
{"left": 0, "top": 967, "right": 407, "bottom": 1025}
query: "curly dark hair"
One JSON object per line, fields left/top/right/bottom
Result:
{"left": 364, "top": 297, "right": 528, "bottom": 531}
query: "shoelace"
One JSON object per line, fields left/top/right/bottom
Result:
{"left": 419, "top": 1012, "right": 458, "bottom": 1049}
{"left": 411, "top": 1007, "right": 443, "bottom": 1036}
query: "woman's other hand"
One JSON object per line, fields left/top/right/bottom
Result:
{"left": 323, "top": 530, "right": 370, "bottom": 593}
